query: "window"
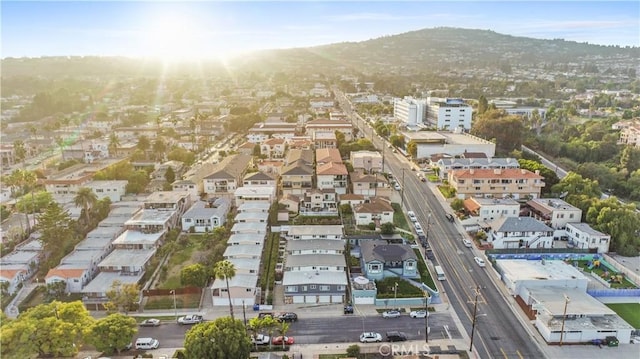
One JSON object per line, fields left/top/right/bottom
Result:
{"left": 320, "top": 285, "right": 330, "bottom": 291}
{"left": 285, "top": 286, "right": 298, "bottom": 292}
{"left": 310, "top": 285, "right": 317, "bottom": 289}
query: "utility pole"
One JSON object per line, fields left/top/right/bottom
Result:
{"left": 424, "top": 292, "right": 430, "bottom": 343}
{"left": 401, "top": 168, "right": 406, "bottom": 207}
{"left": 559, "top": 294, "right": 570, "bottom": 346}
{"left": 468, "top": 285, "right": 486, "bottom": 353}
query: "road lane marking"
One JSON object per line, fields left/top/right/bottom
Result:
{"left": 516, "top": 350, "right": 524, "bottom": 359}
{"left": 500, "top": 347, "right": 508, "bottom": 358}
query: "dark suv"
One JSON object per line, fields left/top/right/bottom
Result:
{"left": 277, "top": 312, "right": 298, "bottom": 322}
{"left": 386, "top": 331, "right": 408, "bottom": 342}
{"left": 344, "top": 305, "right": 354, "bottom": 314}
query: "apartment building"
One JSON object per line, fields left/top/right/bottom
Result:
{"left": 393, "top": 96, "right": 427, "bottom": 126}
{"left": 449, "top": 168, "right": 545, "bottom": 200}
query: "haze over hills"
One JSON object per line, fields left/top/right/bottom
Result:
{"left": 1, "top": 27, "right": 638, "bottom": 79}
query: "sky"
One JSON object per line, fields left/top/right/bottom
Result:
{"left": 1, "top": 1, "right": 639, "bottom": 60}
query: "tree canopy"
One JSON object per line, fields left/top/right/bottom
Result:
{"left": 471, "top": 109, "right": 524, "bottom": 153}
{"left": 183, "top": 317, "right": 251, "bottom": 359}
{"left": 87, "top": 313, "right": 137, "bottom": 355}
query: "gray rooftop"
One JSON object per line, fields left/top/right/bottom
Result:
{"left": 211, "top": 273, "right": 258, "bottom": 289}
{"left": 60, "top": 249, "right": 105, "bottom": 264}
{"left": 286, "top": 239, "right": 345, "bottom": 252}
{"left": 204, "top": 154, "right": 252, "bottom": 180}
{"left": 438, "top": 157, "right": 520, "bottom": 167}
{"left": 285, "top": 254, "right": 345, "bottom": 267}
{"left": 228, "top": 233, "right": 266, "bottom": 244}
{"left": 231, "top": 222, "right": 268, "bottom": 233}
{"left": 112, "top": 230, "right": 163, "bottom": 246}
{"left": 237, "top": 202, "right": 270, "bottom": 212}
{"left": 0, "top": 250, "right": 39, "bottom": 265}
{"left": 125, "top": 209, "right": 174, "bottom": 225}
{"left": 282, "top": 270, "right": 348, "bottom": 286}
{"left": 235, "top": 212, "right": 269, "bottom": 222}
{"left": 183, "top": 199, "right": 230, "bottom": 219}
{"left": 360, "top": 241, "right": 417, "bottom": 263}
{"left": 567, "top": 222, "right": 608, "bottom": 236}
{"left": 82, "top": 271, "right": 143, "bottom": 294}
{"left": 98, "top": 249, "right": 156, "bottom": 267}
{"left": 497, "top": 259, "right": 588, "bottom": 282}
{"left": 86, "top": 226, "right": 123, "bottom": 239}
{"left": 223, "top": 245, "right": 263, "bottom": 257}
{"left": 227, "top": 258, "right": 261, "bottom": 272}
{"left": 284, "top": 225, "right": 344, "bottom": 237}
{"left": 489, "top": 217, "right": 554, "bottom": 233}
{"left": 75, "top": 236, "right": 113, "bottom": 250}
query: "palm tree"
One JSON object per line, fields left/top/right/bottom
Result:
{"left": 213, "top": 260, "right": 236, "bottom": 320}
{"left": 74, "top": 187, "right": 98, "bottom": 225}
{"left": 277, "top": 321, "right": 290, "bottom": 350}
{"left": 108, "top": 133, "right": 120, "bottom": 157}
{"left": 22, "top": 170, "right": 37, "bottom": 233}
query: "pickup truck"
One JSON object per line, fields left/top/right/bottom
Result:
{"left": 251, "top": 334, "right": 270, "bottom": 345}
{"left": 177, "top": 314, "right": 204, "bottom": 325}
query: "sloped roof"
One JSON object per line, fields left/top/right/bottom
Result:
{"left": 316, "top": 162, "right": 347, "bottom": 176}
{"left": 204, "top": 154, "right": 252, "bottom": 180}
{"left": 353, "top": 198, "right": 393, "bottom": 214}
{"left": 46, "top": 268, "right": 86, "bottom": 280}
{"left": 451, "top": 168, "right": 543, "bottom": 180}
{"left": 315, "top": 148, "right": 342, "bottom": 164}
{"left": 361, "top": 240, "right": 417, "bottom": 263}
{"left": 244, "top": 171, "right": 275, "bottom": 181}
{"left": 281, "top": 162, "right": 313, "bottom": 176}
{"left": 489, "top": 217, "right": 554, "bottom": 232}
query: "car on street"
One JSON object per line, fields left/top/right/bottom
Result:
{"left": 134, "top": 338, "right": 159, "bottom": 350}
{"left": 277, "top": 312, "right": 298, "bottom": 322}
{"left": 414, "top": 222, "right": 423, "bottom": 232}
{"left": 258, "top": 312, "right": 274, "bottom": 319}
{"left": 445, "top": 213, "right": 455, "bottom": 222}
{"left": 272, "top": 336, "right": 295, "bottom": 345}
{"left": 382, "top": 310, "right": 401, "bottom": 318}
{"left": 474, "top": 256, "right": 486, "bottom": 267}
{"left": 394, "top": 183, "right": 401, "bottom": 191}
{"left": 386, "top": 331, "right": 408, "bottom": 342}
{"left": 359, "top": 332, "right": 383, "bottom": 343}
{"left": 462, "top": 238, "right": 473, "bottom": 248}
{"left": 177, "top": 314, "right": 204, "bottom": 325}
{"left": 344, "top": 305, "right": 354, "bottom": 314}
{"left": 251, "top": 334, "right": 270, "bottom": 345}
{"left": 409, "top": 310, "right": 427, "bottom": 318}
{"left": 139, "top": 318, "right": 161, "bottom": 327}
{"left": 407, "top": 211, "right": 417, "bottom": 222}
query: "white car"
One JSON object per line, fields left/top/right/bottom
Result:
{"left": 462, "top": 238, "right": 473, "bottom": 248}
{"left": 251, "top": 334, "right": 270, "bottom": 345}
{"left": 394, "top": 183, "right": 401, "bottom": 191}
{"left": 474, "top": 256, "right": 486, "bottom": 267}
{"left": 382, "top": 310, "right": 401, "bottom": 318}
{"left": 414, "top": 222, "right": 423, "bottom": 231}
{"left": 407, "top": 211, "right": 417, "bottom": 222}
{"left": 409, "top": 310, "right": 427, "bottom": 318}
{"left": 177, "top": 314, "right": 204, "bottom": 325}
{"left": 359, "top": 332, "right": 383, "bottom": 343}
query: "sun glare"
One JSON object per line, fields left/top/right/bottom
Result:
{"left": 139, "top": 11, "right": 222, "bottom": 63}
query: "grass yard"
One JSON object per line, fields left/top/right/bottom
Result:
{"left": 157, "top": 234, "right": 205, "bottom": 289}
{"left": 375, "top": 277, "right": 423, "bottom": 299}
{"left": 144, "top": 293, "right": 201, "bottom": 310}
{"left": 606, "top": 303, "right": 640, "bottom": 329}
{"left": 392, "top": 203, "right": 411, "bottom": 231}
{"left": 414, "top": 248, "right": 436, "bottom": 289}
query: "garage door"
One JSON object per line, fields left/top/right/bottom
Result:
{"left": 292, "top": 295, "right": 305, "bottom": 304}
{"left": 331, "top": 295, "right": 343, "bottom": 303}
{"left": 305, "top": 295, "right": 316, "bottom": 303}
{"left": 318, "top": 295, "right": 331, "bottom": 303}
{"left": 354, "top": 296, "right": 374, "bottom": 305}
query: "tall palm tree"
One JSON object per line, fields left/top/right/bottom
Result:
{"left": 74, "top": 187, "right": 98, "bottom": 225}
{"left": 21, "top": 170, "right": 37, "bottom": 233}
{"left": 213, "top": 260, "right": 236, "bottom": 320}
{"left": 108, "top": 133, "right": 120, "bottom": 157}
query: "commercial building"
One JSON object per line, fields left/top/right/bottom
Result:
{"left": 426, "top": 97, "right": 472, "bottom": 130}
{"left": 393, "top": 97, "right": 427, "bottom": 126}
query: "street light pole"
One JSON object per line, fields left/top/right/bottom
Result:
{"left": 394, "top": 282, "right": 398, "bottom": 308}
{"left": 424, "top": 293, "right": 430, "bottom": 343}
{"left": 559, "top": 294, "right": 570, "bottom": 346}
{"left": 469, "top": 286, "right": 480, "bottom": 352}
{"left": 170, "top": 290, "right": 177, "bottom": 323}
{"left": 401, "top": 168, "right": 406, "bottom": 207}
{"left": 242, "top": 299, "right": 247, "bottom": 327}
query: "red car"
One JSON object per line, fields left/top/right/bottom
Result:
{"left": 272, "top": 336, "right": 295, "bottom": 345}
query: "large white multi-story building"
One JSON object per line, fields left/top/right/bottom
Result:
{"left": 426, "top": 97, "right": 472, "bottom": 131}
{"left": 393, "top": 97, "right": 427, "bottom": 126}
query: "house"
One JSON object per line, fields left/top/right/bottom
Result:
{"left": 45, "top": 268, "right": 91, "bottom": 293}
{"left": 279, "top": 193, "right": 300, "bottom": 213}
{"left": 315, "top": 148, "right": 342, "bottom": 166}
{"left": 350, "top": 151, "right": 383, "bottom": 173}
{"left": 234, "top": 186, "right": 276, "bottom": 206}
{"left": 286, "top": 239, "right": 344, "bottom": 255}
{"left": 280, "top": 161, "right": 314, "bottom": 197}
{"left": 112, "top": 230, "right": 164, "bottom": 250}
{"left": 235, "top": 211, "right": 269, "bottom": 224}
{"left": 227, "top": 258, "right": 261, "bottom": 275}
{"left": 284, "top": 254, "right": 346, "bottom": 272}
{"left": 565, "top": 223, "right": 610, "bottom": 253}
{"left": 97, "top": 249, "right": 155, "bottom": 275}
{"left": 237, "top": 202, "right": 270, "bottom": 214}
{"left": 237, "top": 142, "right": 256, "bottom": 156}
{"left": 305, "top": 119, "right": 353, "bottom": 141}
{"left": 99, "top": 204, "right": 142, "bottom": 228}
{"left": 313, "top": 131, "right": 337, "bottom": 149}
{"left": 486, "top": 217, "right": 554, "bottom": 249}
{"left": 144, "top": 191, "right": 191, "bottom": 216}
{"left": 228, "top": 233, "right": 266, "bottom": 247}
{"left": 352, "top": 198, "right": 394, "bottom": 226}
{"left": 203, "top": 154, "right": 253, "bottom": 195}
{"left": 230, "top": 222, "right": 267, "bottom": 236}
{"left": 211, "top": 273, "right": 258, "bottom": 306}
{"left": 350, "top": 171, "right": 391, "bottom": 198}
{"left": 81, "top": 271, "right": 141, "bottom": 299}
{"left": 256, "top": 160, "right": 284, "bottom": 176}
{"left": 525, "top": 198, "right": 583, "bottom": 230}
{"left": 285, "top": 149, "right": 314, "bottom": 166}
{"left": 181, "top": 198, "right": 231, "bottom": 233}
{"left": 151, "top": 161, "right": 185, "bottom": 181}
{"left": 360, "top": 241, "right": 418, "bottom": 281}
{"left": 463, "top": 197, "right": 521, "bottom": 222}
{"left": 243, "top": 172, "right": 277, "bottom": 188}
{"left": 300, "top": 188, "right": 338, "bottom": 215}
{"left": 124, "top": 209, "right": 176, "bottom": 235}
{"left": 338, "top": 193, "right": 366, "bottom": 206}
{"left": 449, "top": 168, "right": 545, "bottom": 200}
{"left": 316, "top": 162, "right": 348, "bottom": 195}
{"left": 223, "top": 245, "right": 262, "bottom": 260}
{"left": 0, "top": 268, "right": 27, "bottom": 295}
{"left": 61, "top": 140, "right": 109, "bottom": 163}
{"left": 174, "top": 162, "right": 218, "bottom": 200}
{"left": 282, "top": 270, "right": 347, "bottom": 304}
{"left": 86, "top": 180, "right": 128, "bottom": 202}
{"left": 247, "top": 122, "right": 297, "bottom": 143}
{"left": 260, "top": 138, "right": 286, "bottom": 159}
{"left": 434, "top": 157, "right": 520, "bottom": 180}
{"left": 281, "top": 225, "right": 343, "bottom": 241}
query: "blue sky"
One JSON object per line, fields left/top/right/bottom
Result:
{"left": 2, "top": 1, "right": 638, "bottom": 59}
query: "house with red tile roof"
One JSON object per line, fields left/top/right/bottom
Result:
{"left": 45, "top": 268, "right": 90, "bottom": 293}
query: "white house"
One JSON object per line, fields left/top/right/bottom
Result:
{"left": 86, "top": 180, "right": 128, "bottom": 202}
{"left": 237, "top": 202, "right": 270, "bottom": 214}
{"left": 284, "top": 254, "right": 346, "bottom": 272}
{"left": 565, "top": 223, "right": 611, "bottom": 253}
{"left": 230, "top": 222, "right": 268, "bottom": 236}
{"left": 223, "top": 245, "right": 263, "bottom": 260}
{"left": 234, "top": 186, "right": 276, "bottom": 206}
{"left": 234, "top": 211, "right": 269, "bottom": 224}
{"left": 228, "top": 233, "right": 266, "bottom": 247}
{"left": 181, "top": 198, "right": 231, "bottom": 233}
{"left": 281, "top": 225, "right": 343, "bottom": 241}
{"left": 526, "top": 198, "right": 583, "bottom": 230}
{"left": 463, "top": 197, "right": 521, "bottom": 222}
{"left": 211, "top": 273, "right": 258, "bottom": 306}
{"left": 352, "top": 198, "right": 394, "bottom": 226}
{"left": 486, "top": 217, "right": 554, "bottom": 249}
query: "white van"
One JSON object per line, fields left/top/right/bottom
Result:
{"left": 135, "top": 337, "right": 160, "bottom": 350}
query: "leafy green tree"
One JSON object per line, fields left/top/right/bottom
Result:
{"left": 1, "top": 301, "right": 95, "bottom": 359}
{"left": 346, "top": 344, "right": 361, "bottom": 357}
{"left": 517, "top": 159, "right": 560, "bottom": 195}
{"left": 87, "top": 313, "right": 137, "bottom": 355}
{"left": 407, "top": 140, "right": 417, "bottom": 158}
{"left": 471, "top": 109, "right": 524, "bottom": 152}
{"left": 46, "top": 281, "right": 67, "bottom": 300}
{"left": 213, "top": 260, "right": 236, "bottom": 320}
{"left": 550, "top": 172, "right": 601, "bottom": 202}
{"left": 37, "top": 203, "right": 76, "bottom": 269}
{"left": 184, "top": 317, "right": 251, "bottom": 359}
{"left": 104, "top": 281, "right": 140, "bottom": 314}
{"left": 451, "top": 198, "right": 465, "bottom": 212}
{"left": 16, "top": 191, "right": 53, "bottom": 214}
{"left": 152, "top": 138, "right": 167, "bottom": 161}
{"left": 168, "top": 147, "right": 196, "bottom": 166}
{"left": 12, "top": 140, "right": 27, "bottom": 164}
{"left": 74, "top": 187, "right": 98, "bottom": 225}
{"left": 380, "top": 222, "right": 395, "bottom": 235}
{"left": 125, "top": 170, "right": 150, "bottom": 194}
{"left": 165, "top": 166, "right": 176, "bottom": 184}
{"left": 389, "top": 134, "right": 405, "bottom": 148}
{"left": 248, "top": 315, "right": 278, "bottom": 350}
{"left": 477, "top": 95, "right": 488, "bottom": 115}
{"left": 181, "top": 263, "right": 208, "bottom": 287}
{"left": 276, "top": 321, "right": 290, "bottom": 349}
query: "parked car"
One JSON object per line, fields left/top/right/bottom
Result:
{"left": 386, "top": 331, "right": 408, "bottom": 342}
{"left": 177, "top": 314, "right": 204, "bottom": 325}
{"left": 382, "top": 310, "right": 401, "bottom": 318}
{"left": 445, "top": 213, "right": 455, "bottom": 222}
{"left": 272, "top": 336, "right": 295, "bottom": 345}
{"left": 257, "top": 312, "right": 274, "bottom": 319}
{"left": 134, "top": 338, "right": 159, "bottom": 350}
{"left": 394, "top": 183, "right": 401, "bottom": 191}
{"left": 630, "top": 336, "right": 640, "bottom": 344}
{"left": 407, "top": 211, "right": 417, "bottom": 222}
{"left": 344, "top": 305, "right": 354, "bottom": 314}
{"left": 251, "top": 334, "right": 270, "bottom": 345}
{"left": 359, "top": 332, "right": 383, "bottom": 343}
{"left": 409, "top": 310, "right": 427, "bottom": 318}
{"left": 414, "top": 222, "right": 423, "bottom": 232}
{"left": 462, "top": 238, "right": 473, "bottom": 248}
{"left": 606, "top": 336, "right": 619, "bottom": 347}
{"left": 139, "top": 318, "right": 161, "bottom": 327}
{"left": 277, "top": 312, "right": 298, "bottom": 322}
{"left": 474, "top": 257, "right": 486, "bottom": 267}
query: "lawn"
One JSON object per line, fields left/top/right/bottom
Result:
{"left": 606, "top": 303, "right": 640, "bottom": 329}
{"left": 156, "top": 234, "right": 203, "bottom": 289}
{"left": 414, "top": 248, "right": 436, "bottom": 289}
{"left": 375, "top": 277, "right": 423, "bottom": 299}
{"left": 144, "top": 292, "right": 201, "bottom": 310}
{"left": 392, "top": 203, "right": 411, "bottom": 231}
{"left": 573, "top": 260, "right": 637, "bottom": 289}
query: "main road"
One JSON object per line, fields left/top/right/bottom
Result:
{"left": 335, "top": 88, "right": 545, "bottom": 359}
